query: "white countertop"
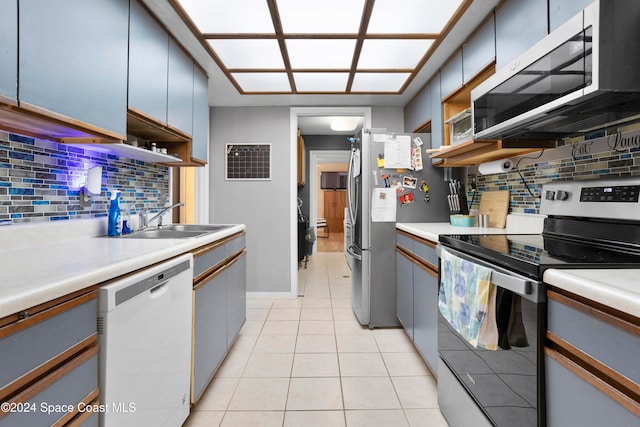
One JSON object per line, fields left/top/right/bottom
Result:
{"left": 544, "top": 269, "right": 640, "bottom": 318}
{"left": 0, "top": 224, "right": 244, "bottom": 318}
{"left": 396, "top": 222, "right": 511, "bottom": 242}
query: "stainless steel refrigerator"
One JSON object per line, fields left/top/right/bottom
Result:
{"left": 345, "top": 130, "right": 452, "bottom": 328}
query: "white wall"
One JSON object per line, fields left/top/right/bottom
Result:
{"left": 209, "top": 106, "right": 291, "bottom": 293}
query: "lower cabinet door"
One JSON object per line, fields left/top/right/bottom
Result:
{"left": 545, "top": 352, "right": 640, "bottom": 426}
{"left": 226, "top": 251, "right": 246, "bottom": 348}
{"left": 413, "top": 264, "right": 439, "bottom": 376}
{"left": 193, "top": 269, "right": 228, "bottom": 403}
{"left": 396, "top": 249, "right": 414, "bottom": 339}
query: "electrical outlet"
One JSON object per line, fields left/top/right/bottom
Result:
{"left": 79, "top": 187, "right": 92, "bottom": 208}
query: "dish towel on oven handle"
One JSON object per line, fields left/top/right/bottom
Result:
{"left": 438, "top": 249, "right": 499, "bottom": 350}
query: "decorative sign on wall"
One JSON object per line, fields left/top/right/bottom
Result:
{"left": 225, "top": 143, "right": 271, "bottom": 180}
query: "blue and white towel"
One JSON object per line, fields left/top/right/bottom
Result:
{"left": 438, "top": 249, "right": 498, "bottom": 350}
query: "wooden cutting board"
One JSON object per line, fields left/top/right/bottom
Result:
{"left": 478, "top": 191, "right": 510, "bottom": 228}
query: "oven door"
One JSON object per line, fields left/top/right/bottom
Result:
{"left": 436, "top": 245, "right": 546, "bottom": 427}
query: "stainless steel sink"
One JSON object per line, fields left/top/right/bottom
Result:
{"left": 119, "top": 224, "right": 234, "bottom": 239}
{"left": 121, "top": 229, "right": 207, "bottom": 239}
{"left": 160, "top": 224, "right": 233, "bottom": 232}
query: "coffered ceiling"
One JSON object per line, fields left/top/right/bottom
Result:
{"left": 144, "top": 0, "right": 502, "bottom": 106}
{"left": 170, "top": 0, "right": 471, "bottom": 95}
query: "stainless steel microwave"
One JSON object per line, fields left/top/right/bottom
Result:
{"left": 471, "top": 0, "right": 640, "bottom": 141}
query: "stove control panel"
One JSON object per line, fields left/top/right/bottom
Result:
{"left": 580, "top": 185, "right": 640, "bottom": 202}
{"left": 541, "top": 178, "right": 640, "bottom": 220}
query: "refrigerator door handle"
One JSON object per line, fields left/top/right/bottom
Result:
{"left": 346, "top": 244, "right": 363, "bottom": 261}
{"left": 347, "top": 147, "right": 359, "bottom": 227}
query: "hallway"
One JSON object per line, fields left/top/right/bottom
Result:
{"left": 185, "top": 253, "right": 448, "bottom": 427}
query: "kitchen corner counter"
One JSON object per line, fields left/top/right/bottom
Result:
{"left": 396, "top": 213, "right": 545, "bottom": 243}
{"left": 0, "top": 224, "right": 245, "bottom": 319}
{"left": 396, "top": 222, "right": 511, "bottom": 243}
{"left": 543, "top": 269, "right": 640, "bottom": 318}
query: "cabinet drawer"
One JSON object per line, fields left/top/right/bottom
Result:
{"left": 396, "top": 232, "right": 414, "bottom": 252}
{"left": 0, "top": 295, "right": 97, "bottom": 392}
{"left": 547, "top": 294, "right": 640, "bottom": 385}
{"left": 226, "top": 233, "right": 246, "bottom": 256}
{"left": 193, "top": 241, "right": 226, "bottom": 280}
{"left": 413, "top": 239, "right": 438, "bottom": 269}
{"left": 0, "top": 350, "right": 98, "bottom": 427}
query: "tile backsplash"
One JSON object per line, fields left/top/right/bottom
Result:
{"left": 468, "top": 128, "right": 640, "bottom": 214}
{"left": 0, "top": 131, "right": 169, "bottom": 225}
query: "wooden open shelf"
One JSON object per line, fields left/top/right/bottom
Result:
{"left": 430, "top": 62, "right": 558, "bottom": 167}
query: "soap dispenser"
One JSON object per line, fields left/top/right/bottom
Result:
{"left": 107, "top": 191, "right": 122, "bottom": 236}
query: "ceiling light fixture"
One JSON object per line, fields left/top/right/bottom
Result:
{"left": 330, "top": 117, "right": 360, "bottom": 132}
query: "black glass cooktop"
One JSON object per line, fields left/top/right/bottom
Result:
{"left": 439, "top": 233, "right": 640, "bottom": 280}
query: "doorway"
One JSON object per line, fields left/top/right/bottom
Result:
{"left": 290, "top": 107, "right": 372, "bottom": 298}
{"left": 311, "top": 153, "right": 350, "bottom": 253}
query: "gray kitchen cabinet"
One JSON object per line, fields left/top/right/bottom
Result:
{"left": 462, "top": 15, "right": 496, "bottom": 82}
{"left": 193, "top": 262, "right": 228, "bottom": 403}
{"left": 191, "top": 66, "right": 210, "bottom": 162}
{"left": 395, "top": 231, "right": 439, "bottom": 375}
{"left": 545, "top": 289, "right": 640, "bottom": 425}
{"left": 429, "top": 73, "right": 443, "bottom": 160}
{"left": 168, "top": 39, "right": 194, "bottom": 135}
{"left": 440, "top": 51, "right": 463, "bottom": 100}
{"left": 0, "top": 290, "right": 100, "bottom": 427}
{"left": 18, "top": 0, "right": 128, "bottom": 138}
{"left": 403, "top": 81, "right": 431, "bottom": 133}
{"left": 226, "top": 251, "right": 247, "bottom": 348}
{"left": 413, "top": 262, "right": 439, "bottom": 376}
{"left": 549, "top": 0, "right": 593, "bottom": 32}
{"left": 495, "top": 0, "right": 548, "bottom": 70}
{"left": 0, "top": 0, "right": 17, "bottom": 103}
{"left": 192, "top": 232, "right": 247, "bottom": 404}
{"left": 396, "top": 249, "right": 414, "bottom": 339}
{"left": 128, "top": 0, "right": 169, "bottom": 123}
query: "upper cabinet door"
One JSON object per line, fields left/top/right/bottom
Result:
{"left": 549, "top": 0, "right": 593, "bottom": 32}
{"left": 191, "top": 67, "right": 209, "bottom": 162}
{"left": 463, "top": 15, "right": 496, "bottom": 82}
{"left": 403, "top": 81, "right": 430, "bottom": 132}
{"left": 128, "top": 0, "right": 169, "bottom": 123}
{"left": 167, "top": 39, "right": 194, "bottom": 135}
{"left": 430, "top": 73, "right": 443, "bottom": 156}
{"left": 18, "top": 0, "right": 129, "bottom": 138}
{"left": 0, "top": 1, "right": 17, "bottom": 103}
{"left": 440, "top": 51, "right": 463, "bottom": 99}
{"left": 495, "top": 0, "right": 548, "bottom": 70}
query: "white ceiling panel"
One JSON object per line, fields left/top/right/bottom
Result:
{"left": 351, "top": 73, "right": 411, "bottom": 92}
{"left": 294, "top": 73, "right": 350, "bottom": 92}
{"left": 208, "top": 39, "right": 285, "bottom": 69}
{"left": 232, "top": 72, "right": 291, "bottom": 92}
{"left": 287, "top": 39, "right": 356, "bottom": 69}
{"left": 178, "top": 0, "right": 274, "bottom": 33}
{"left": 358, "top": 39, "right": 433, "bottom": 69}
{"left": 277, "top": 0, "right": 365, "bottom": 34}
{"left": 368, "top": 0, "right": 465, "bottom": 34}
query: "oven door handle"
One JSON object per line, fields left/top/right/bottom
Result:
{"left": 437, "top": 245, "right": 534, "bottom": 297}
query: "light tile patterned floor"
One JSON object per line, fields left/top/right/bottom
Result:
{"left": 185, "top": 252, "right": 449, "bottom": 427}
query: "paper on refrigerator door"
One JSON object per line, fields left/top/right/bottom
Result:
{"left": 352, "top": 148, "right": 361, "bottom": 178}
{"left": 383, "top": 135, "right": 412, "bottom": 169}
{"left": 371, "top": 188, "right": 396, "bottom": 222}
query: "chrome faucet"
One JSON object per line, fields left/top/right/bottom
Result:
{"left": 141, "top": 202, "right": 184, "bottom": 229}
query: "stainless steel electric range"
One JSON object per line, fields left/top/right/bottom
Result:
{"left": 436, "top": 177, "right": 640, "bottom": 427}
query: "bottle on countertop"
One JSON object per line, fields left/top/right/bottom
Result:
{"left": 107, "top": 191, "right": 122, "bottom": 236}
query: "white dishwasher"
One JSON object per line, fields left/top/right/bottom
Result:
{"left": 98, "top": 253, "right": 193, "bottom": 427}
